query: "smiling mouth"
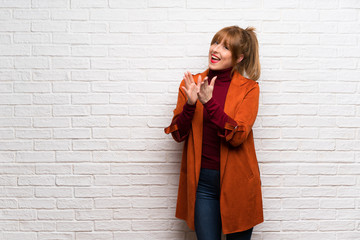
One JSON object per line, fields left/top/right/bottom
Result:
{"left": 211, "top": 55, "right": 220, "bottom": 63}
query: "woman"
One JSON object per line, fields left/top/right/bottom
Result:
{"left": 164, "top": 26, "right": 263, "bottom": 240}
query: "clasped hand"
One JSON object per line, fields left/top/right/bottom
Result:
{"left": 182, "top": 71, "right": 217, "bottom": 105}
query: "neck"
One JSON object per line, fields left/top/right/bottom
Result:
{"left": 208, "top": 67, "right": 233, "bottom": 82}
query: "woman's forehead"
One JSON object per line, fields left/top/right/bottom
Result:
{"left": 213, "top": 33, "right": 232, "bottom": 46}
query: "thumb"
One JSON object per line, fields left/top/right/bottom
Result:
{"left": 210, "top": 76, "right": 217, "bottom": 87}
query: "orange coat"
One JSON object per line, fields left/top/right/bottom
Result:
{"left": 164, "top": 69, "right": 263, "bottom": 234}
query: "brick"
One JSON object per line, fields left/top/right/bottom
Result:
{"left": 113, "top": 186, "right": 149, "bottom": 197}
{"left": 0, "top": 210, "right": 36, "bottom": 220}
{"left": 75, "top": 210, "right": 112, "bottom": 220}
{"left": 35, "top": 188, "right": 72, "bottom": 198}
{"left": 38, "top": 233, "right": 73, "bottom": 240}
{"left": 18, "top": 176, "right": 55, "bottom": 186}
{"left": 52, "top": 83, "right": 90, "bottom": 93}
{"left": 0, "top": 44, "right": 30, "bottom": 56}
{"left": 72, "top": 140, "right": 108, "bottom": 150}
{"left": 75, "top": 232, "right": 113, "bottom": 240}
{"left": 53, "top": 33, "right": 90, "bottom": 44}
{"left": 52, "top": 10, "right": 88, "bottom": 20}
{"left": 282, "top": 221, "right": 318, "bottom": 231}
{"left": 34, "top": 140, "right": 71, "bottom": 151}
{"left": 72, "top": 46, "right": 107, "bottom": 57}
{"left": 320, "top": 199, "right": 355, "bottom": 209}
{"left": 53, "top": 128, "right": 91, "bottom": 139}
{"left": 71, "top": 0, "right": 107, "bottom": 8}
{"left": 72, "top": 117, "right": 109, "bottom": 127}
{"left": 264, "top": 210, "right": 299, "bottom": 221}
{"left": 93, "top": 128, "right": 130, "bottom": 139}
{"left": 0, "top": 199, "right": 17, "bottom": 208}
{"left": 74, "top": 187, "right": 111, "bottom": 198}
{"left": 0, "top": 129, "right": 14, "bottom": 139}
{"left": 262, "top": 188, "right": 301, "bottom": 198}
{"left": 93, "top": 151, "right": 128, "bottom": 162}
{"left": 110, "top": 22, "right": 147, "bottom": 33}
{"left": 132, "top": 197, "right": 168, "bottom": 208}
{"left": 319, "top": 221, "right": 355, "bottom": 231}
{"left": 300, "top": 209, "right": 336, "bottom": 220}
{"left": 0, "top": 221, "right": 18, "bottom": 231}
{"left": 57, "top": 199, "right": 93, "bottom": 209}
{"left": 109, "top": 0, "right": 146, "bottom": 8}
{"left": 337, "top": 187, "right": 360, "bottom": 197}
{"left": 302, "top": 187, "right": 336, "bottom": 198}
{"left": 73, "top": 164, "right": 110, "bottom": 175}
{"left": 319, "top": 176, "right": 356, "bottom": 186}
{"left": 91, "top": 105, "right": 128, "bottom": 115}
{"left": 70, "top": 22, "right": 107, "bottom": 33}
{"left": 19, "top": 221, "right": 56, "bottom": 231}
{"left": 128, "top": 9, "right": 167, "bottom": 21}
{"left": 36, "top": 163, "right": 72, "bottom": 175}
{"left": 18, "top": 199, "right": 55, "bottom": 209}
{"left": 337, "top": 209, "right": 360, "bottom": 220}
{"left": 56, "top": 176, "right": 92, "bottom": 186}
{"left": 261, "top": 140, "right": 298, "bottom": 150}
{"left": 94, "top": 198, "right": 131, "bottom": 208}
{"left": 91, "top": 34, "right": 128, "bottom": 45}
{"left": 0, "top": 141, "right": 32, "bottom": 151}
{"left": 95, "top": 220, "right": 131, "bottom": 231}
{"left": 56, "top": 221, "right": 93, "bottom": 231}
{"left": 16, "top": 151, "right": 55, "bottom": 163}
{"left": 282, "top": 198, "right": 319, "bottom": 209}
{"left": 132, "top": 220, "right": 170, "bottom": 231}
{"left": 2, "top": 232, "right": 36, "bottom": 240}
{"left": 94, "top": 175, "right": 130, "bottom": 186}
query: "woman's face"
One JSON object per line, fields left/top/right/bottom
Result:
{"left": 208, "top": 40, "right": 233, "bottom": 71}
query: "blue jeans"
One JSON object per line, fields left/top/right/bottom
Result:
{"left": 194, "top": 168, "right": 253, "bottom": 240}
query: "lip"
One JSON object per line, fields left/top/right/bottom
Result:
{"left": 211, "top": 54, "right": 220, "bottom": 60}
{"left": 210, "top": 54, "right": 220, "bottom": 63}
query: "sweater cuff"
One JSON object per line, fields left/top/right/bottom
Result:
{"left": 203, "top": 97, "right": 215, "bottom": 111}
{"left": 203, "top": 97, "right": 229, "bottom": 129}
{"left": 183, "top": 101, "right": 196, "bottom": 112}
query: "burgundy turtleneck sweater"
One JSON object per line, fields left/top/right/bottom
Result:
{"left": 175, "top": 67, "right": 237, "bottom": 170}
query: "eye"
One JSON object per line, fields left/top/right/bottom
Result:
{"left": 214, "top": 41, "right": 218, "bottom": 45}
{"left": 224, "top": 46, "right": 229, "bottom": 50}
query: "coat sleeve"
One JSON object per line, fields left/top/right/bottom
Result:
{"left": 218, "top": 83, "right": 260, "bottom": 147}
{"left": 164, "top": 80, "right": 193, "bottom": 142}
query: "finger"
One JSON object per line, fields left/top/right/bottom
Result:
{"left": 187, "top": 72, "right": 193, "bottom": 81}
{"left": 196, "top": 79, "right": 202, "bottom": 93}
{"left": 199, "top": 80, "right": 206, "bottom": 93}
{"left": 181, "top": 86, "right": 190, "bottom": 97}
{"left": 197, "top": 75, "right": 202, "bottom": 84}
{"left": 183, "top": 73, "right": 189, "bottom": 86}
{"left": 181, "top": 86, "right": 186, "bottom": 92}
{"left": 185, "top": 72, "right": 193, "bottom": 84}
{"left": 210, "top": 76, "right": 217, "bottom": 87}
{"left": 203, "top": 77, "right": 208, "bottom": 86}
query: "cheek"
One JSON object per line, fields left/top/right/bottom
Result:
{"left": 224, "top": 53, "right": 233, "bottom": 62}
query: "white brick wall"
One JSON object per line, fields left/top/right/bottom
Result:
{"left": 0, "top": 0, "right": 359, "bottom": 239}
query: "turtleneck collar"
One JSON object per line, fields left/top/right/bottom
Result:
{"left": 208, "top": 66, "right": 233, "bottom": 83}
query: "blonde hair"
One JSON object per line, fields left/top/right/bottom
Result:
{"left": 211, "top": 26, "right": 261, "bottom": 81}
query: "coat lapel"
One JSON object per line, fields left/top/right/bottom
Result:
{"left": 193, "top": 70, "right": 209, "bottom": 184}
{"left": 221, "top": 72, "right": 248, "bottom": 185}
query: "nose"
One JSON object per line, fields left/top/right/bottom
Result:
{"left": 213, "top": 44, "right": 220, "bottom": 52}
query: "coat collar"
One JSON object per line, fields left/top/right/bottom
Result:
{"left": 198, "top": 69, "right": 250, "bottom": 87}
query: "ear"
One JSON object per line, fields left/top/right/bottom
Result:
{"left": 236, "top": 54, "right": 244, "bottom": 63}
{"left": 237, "top": 54, "right": 244, "bottom": 63}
